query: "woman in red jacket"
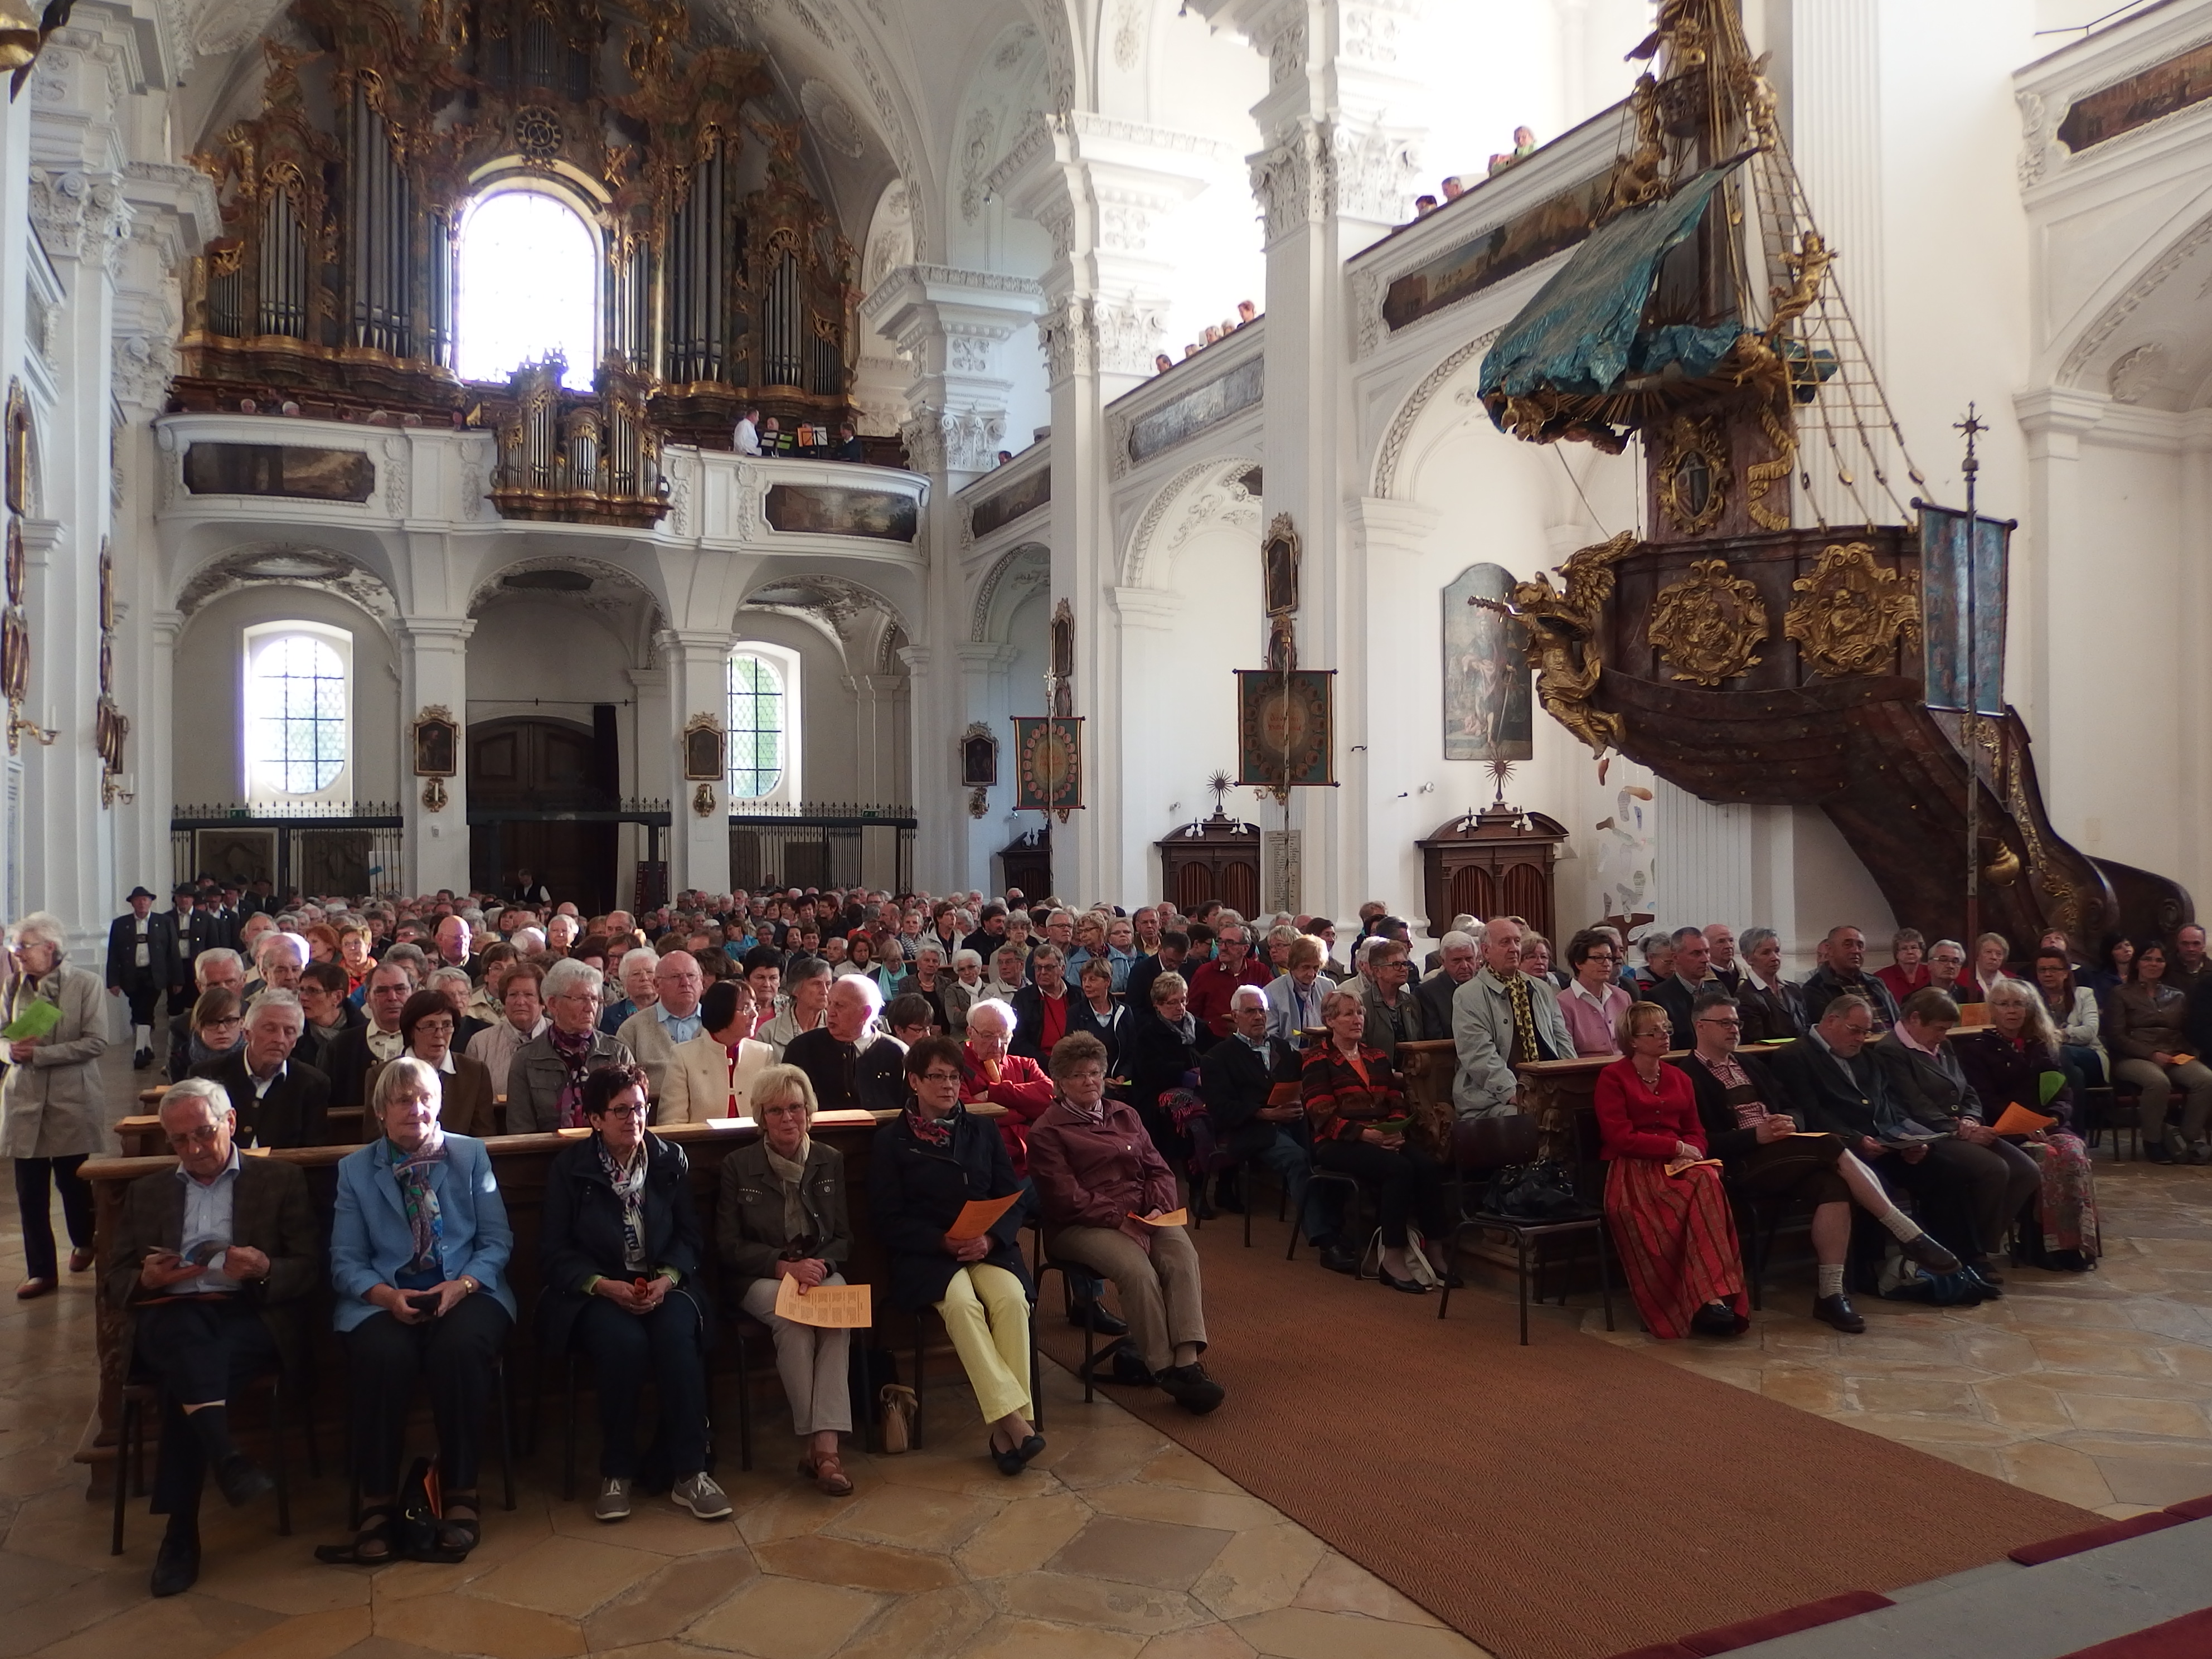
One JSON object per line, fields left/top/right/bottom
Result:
{"left": 1595, "top": 1001, "right": 1749, "bottom": 1339}
{"left": 1301, "top": 989, "right": 1449, "bottom": 1293}
{"left": 1026, "top": 1032, "right": 1224, "bottom": 1414}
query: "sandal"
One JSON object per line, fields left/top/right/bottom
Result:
{"left": 315, "top": 1502, "right": 396, "bottom": 1565}
{"left": 434, "top": 1492, "right": 481, "bottom": 1556}
{"left": 811, "top": 1453, "right": 853, "bottom": 1497}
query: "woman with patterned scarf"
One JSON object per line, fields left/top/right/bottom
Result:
{"left": 329, "top": 1058, "right": 516, "bottom": 1563}
{"left": 539, "top": 1063, "right": 726, "bottom": 1522}
{"left": 511, "top": 958, "right": 636, "bottom": 1133}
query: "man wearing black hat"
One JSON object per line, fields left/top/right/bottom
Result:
{"left": 106, "top": 886, "right": 177, "bottom": 1069}
{"left": 163, "top": 885, "right": 211, "bottom": 1029}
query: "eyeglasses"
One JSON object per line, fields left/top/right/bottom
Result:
{"left": 166, "top": 1122, "right": 225, "bottom": 1148}
{"left": 918, "top": 1069, "right": 962, "bottom": 1085}
{"left": 593, "top": 1104, "right": 649, "bottom": 1120}
{"left": 1695, "top": 1016, "right": 1742, "bottom": 1029}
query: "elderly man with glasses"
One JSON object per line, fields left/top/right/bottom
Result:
{"left": 189, "top": 991, "right": 330, "bottom": 1149}
{"left": 103, "top": 1080, "right": 321, "bottom": 1596}
{"left": 616, "top": 950, "right": 706, "bottom": 1102}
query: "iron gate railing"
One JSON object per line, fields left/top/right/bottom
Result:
{"left": 729, "top": 802, "right": 916, "bottom": 895}
{"left": 172, "top": 802, "right": 407, "bottom": 898}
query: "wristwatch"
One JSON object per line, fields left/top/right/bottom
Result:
{"left": 459, "top": 1275, "right": 479, "bottom": 1296}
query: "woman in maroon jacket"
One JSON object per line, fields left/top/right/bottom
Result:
{"left": 1595, "top": 1001, "right": 1749, "bottom": 1339}
{"left": 1301, "top": 989, "right": 1449, "bottom": 1293}
{"left": 1026, "top": 1033, "right": 1224, "bottom": 1413}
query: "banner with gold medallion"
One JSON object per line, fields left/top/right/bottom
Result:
{"left": 1012, "top": 717, "right": 1084, "bottom": 813}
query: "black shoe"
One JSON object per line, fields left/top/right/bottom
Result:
{"left": 2147, "top": 1143, "right": 2177, "bottom": 1165}
{"left": 1107, "top": 1345, "right": 1153, "bottom": 1388}
{"left": 1155, "top": 1362, "right": 1226, "bottom": 1414}
{"left": 989, "top": 1440, "right": 1026, "bottom": 1477}
{"left": 215, "top": 1452, "right": 274, "bottom": 1508}
{"left": 1069, "top": 1299, "right": 1128, "bottom": 1337}
{"left": 1016, "top": 1433, "right": 1046, "bottom": 1463}
{"left": 1812, "top": 1293, "right": 1866, "bottom": 1333}
{"left": 1690, "top": 1301, "right": 1743, "bottom": 1338}
{"left": 151, "top": 1530, "right": 200, "bottom": 1597}
{"left": 1964, "top": 1262, "right": 2005, "bottom": 1298}
{"left": 1378, "top": 1268, "right": 1427, "bottom": 1294}
{"left": 133, "top": 1047, "right": 153, "bottom": 1070}
{"left": 1317, "top": 1243, "right": 1360, "bottom": 1275}
{"left": 1899, "top": 1233, "right": 1962, "bottom": 1275}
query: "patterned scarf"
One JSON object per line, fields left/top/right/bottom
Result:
{"left": 387, "top": 1132, "right": 448, "bottom": 1274}
{"left": 762, "top": 1134, "right": 813, "bottom": 1244}
{"left": 595, "top": 1134, "right": 649, "bottom": 1273}
{"left": 1498, "top": 971, "right": 1544, "bottom": 1066}
{"left": 550, "top": 1023, "right": 596, "bottom": 1128}
{"left": 905, "top": 1100, "right": 958, "bottom": 1147}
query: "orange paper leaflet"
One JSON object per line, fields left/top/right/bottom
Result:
{"left": 772, "top": 1274, "right": 874, "bottom": 1329}
{"left": 1664, "top": 1157, "right": 1723, "bottom": 1177}
{"left": 1128, "top": 1209, "right": 1189, "bottom": 1228}
{"left": 1990, "top": 1103, "right": 2056, "bottom": 1137}
{"left": 945, "top": 1191, "right": 1022, "bottom": 1240}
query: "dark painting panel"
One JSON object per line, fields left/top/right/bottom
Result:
{"left": 764, "top": 483, "right": 919, "bottom": 541}
{"left": 969, "top": 466, "right": 1051, "bottom": 539}
{"left": 183, "top": 443, "right": 377, "bottom": 502}
{"left": 2058, "top": 41, "right": 2212, "bottom": 152}
{"left": 1381, "top": 165, "right": 1618, "bottom": 336}
{"left": 1921, "top": 506, "right": 2008, "bottom": 717}
{"left": 1443, "top": 562, "right": 1534, "bottom": 761}
{"left": 1126, "top": 356, "right": 1264, "bottom": 468}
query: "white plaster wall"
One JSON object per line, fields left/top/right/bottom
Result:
{"left": 466, "top": 599, "right": 643, "bottom": 793}
{"left": 1146, "top": 516, "right": 1265, "bottom": 847}
{"left": 171, "top": 588, "right": 403, "bottom": 808}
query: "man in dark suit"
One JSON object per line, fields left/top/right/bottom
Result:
{"left": 1415, "top": 932, "right": 1479, "bottom": 1039}
{"left": 1124, "top": 932, "right": 1188, "bottom": 1013}
{"left": 1768, "top": 992, "right": 1990, "bottom": 1289}
{"left": 163, "top": 884, "right": 211, "bottom": 1026}
{"left": 1646, "top": 926, "right": 1723, "bottom": 1047}
{"left": 318, "top": 959, "right": 411, "bottom": 1109}
{"left": 191, "top": 993, "right": 331, "bottom": 1148}
{"left": 106, "top": 886, "right": 177, "bottom": 1070}
{"left": 103, "top": 1079, "right": 319, "bottom": 1596}
{"left": 236, "top": 876, "right": 279, "bottom": 923}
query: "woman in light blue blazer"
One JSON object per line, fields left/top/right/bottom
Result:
{"left": 1263, "top": 936, "right": 1337, "bottom": 1050}
{"left": 331, "top": 1056, "right": 515, "bottom": 1561}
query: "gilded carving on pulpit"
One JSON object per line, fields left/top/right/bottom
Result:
{"left": 1783, "top": 542, "right": 1920, "bottom": 679}
{"left": 1647, "top": 559, "right": 1768, "bottom": 686}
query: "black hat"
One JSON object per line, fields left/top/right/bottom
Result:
{"left": 126, "top": 886, "right": 157, "bottom": 903}
{"left": 172, "top": 882, "right": 197, "bottom": 898}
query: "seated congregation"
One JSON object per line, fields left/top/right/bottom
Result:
{"left": 23, "top": 882, "right": 2170, "bottom": 1603}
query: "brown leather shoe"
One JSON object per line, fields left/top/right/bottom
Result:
{"left": 15, "top": 1277, "right": 55, "bottom": 1300}
{"left": 67, "top": 1248, "right": 93, "bottom": 1273}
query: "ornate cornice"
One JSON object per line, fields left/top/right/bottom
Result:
{"left": 29, "top": 168, "right": 131, "bottom": 269}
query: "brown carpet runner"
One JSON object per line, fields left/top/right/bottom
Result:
{"left": 1034, "top": 1207, "right": 2088, "bottom": 1659}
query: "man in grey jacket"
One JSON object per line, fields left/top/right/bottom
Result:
{"left": 1452, "top": 918, "right": 1573, "bottom": 1118}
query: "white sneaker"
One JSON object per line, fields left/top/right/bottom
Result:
{"left": 671, "top": 1471, "right": 733, "bottom": 1520}
{"left": 593, "top": 1476, "right": 632, "bottom": 1522}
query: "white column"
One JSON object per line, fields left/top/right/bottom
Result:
{"left": 399, "top": 618, "right": 473, "bottom": 896}
{"left": 142, "top": 607, "right": 181, "bottom": 886}
{"left": 861, "top": 266, "right": 1042, "bottom": 895}
{"left": 990, "top": 114, "right": 1226, "bottom": 903}
{"left": 1108, "top": 585, "right": 1180, "bottom": 900}
{"left": 843, "top": 673, "right": 910, "bottom": 804}
{"left": 1196, "top": 0, "right": 1424, "bottom": 921}
{"left": 661, "top": 628, "right": 734, "bottom": 898}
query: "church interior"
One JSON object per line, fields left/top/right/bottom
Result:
{"left": 6, "top": 1, "right": 2212, "bottom": 1656}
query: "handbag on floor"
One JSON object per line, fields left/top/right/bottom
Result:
{"left": 1478, "top": 1160, "right": 1595, "bottom": 1221}
{"left": 877, "top": 1382, "right": 918, "bottom": 1454}
{"left": 314, "top": 1455, "right": 469, "bottom": 1565}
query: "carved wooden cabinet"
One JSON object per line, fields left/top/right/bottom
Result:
{"left": 1156, "top": 812, "right": 1261, "bottom": 916}
{"left": 1417, "top": 806, "right": 1568, "bottom": 938}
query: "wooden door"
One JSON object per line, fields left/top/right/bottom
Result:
{"left": 468, "top": 717, "right": 618, "bottom": 913}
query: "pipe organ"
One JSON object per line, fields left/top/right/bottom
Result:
{"left": 175, "top": 0, "right": 862, "bottom": 522}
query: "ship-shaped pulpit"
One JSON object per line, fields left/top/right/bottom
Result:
{"left": 1473, "top": 0, "right": 2189, "bottom": 949}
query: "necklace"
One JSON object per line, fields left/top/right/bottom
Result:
{"left": 1633, "top": 1062, "right": 1664, "bottom": 1092}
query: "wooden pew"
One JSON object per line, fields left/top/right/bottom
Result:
{"left": 72, "top": 1107, "right": 1001, "bottom": 1482}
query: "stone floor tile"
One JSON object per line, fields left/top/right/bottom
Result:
{"left": 1030, "top": 1426, "right": 1175, "bottom": 1490}
{"left": 1840, "top": 1412, "right": 2020, "bottom": 1446}
{"left": 1973, "top": 1377, "right": 2076, "bottom": 1433}
{"left": 682, "top": 1575, "right": 881, "bottom": 1659}
{"left": 2027, "top": 1335, "right": 2170, "bottom": 1375}
{"left": 209, "top": 1604, "right": 374, "bottom": 1659}
{"left": 831, "top": 1584, "right": 993, "bottom": 1659}
{"left": 1081, "top": 1482, "right": 1284, "bottom": 1533}
{"left": 0, "top": 1561, "right": 148, "bottom": 1657}
{"left": 734, "top": 1486, "right": 848, "bottom": 1548}
{"left": 818, "top": 1482, "right": 998, "bottom": 1552}
{"left": 41, "top": 1592, "right": 284, "bottom": 1659}
{"left": 375, "top": 1593, "right": 584, "bottom": 1659}
{"left": 1136, "top": 1447, "right": 1244, "bottom": 1495}
{"left": 989, "top": 1571, "right": 1209, "bottom": 1636}
{"left": 2090, "top": 1453, "right": 2212, "bottom": 1509}
{"left": 2000, "top": 1439, "right": 2116, "bottom": 1510}
{"left": 1185, "top": 1522, "right": 1326, "bottom": 1622}
{"left": 1287, "top": 1550, "right": 1445, "bottom": 1626}
{"left": 551, "top": 1502, "right": 747, "bottom": 1558}
{"left": 1899, "top": 1442, "right": 2008, "bottom": 1479}
{"left": 581, "top": 1551, "right": 758, "bottom": 1652}
{"left": 953, "top": 1617, "right": 1144, "bottom": 1659}
{"left": 954, "top": 1491, "right": 1092, "bottom": 1578}
{"left": 752, "top": 1535, "right": 963, "bottom": 1594}
{"left": 369, "top": 1503, "right": 558, "bottom": 1602}
{"left": 464, "top": 1532, "right": 671, "bottom": 1619}
{"left": 2058, "top": 1393, "right": 2211, "bottom": 1438}
{"left": 1138, "top": 1627, "right": 1260, "bottom": 1658}
{"left": 1230, "top": 1607, "right": 1493, "bottom": 1659}
{"left": 860, "top": 1449, "right": 1029, "bottom": 1500}
{"left": 1048, "top": 1516, "right": 1233, "bottom": 1592}
{"left": 1849, "top": 1376, "right": 1979, "bottom": 1415}
{"left": 0, "top": 1542, "right": 91, "bottom": 1614}
{"left": 1757, "top": 1366, "right": 1847, "bottom": 1414}
{"left": 193, "top": 1531, "right": 377, "bottom": 1617}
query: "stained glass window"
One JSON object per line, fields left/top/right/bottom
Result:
{"left": 249, "top": 633, "right": 346, "bottom": 795}
{"left": 727, "top": 652, "right": 785, "bottom": 800}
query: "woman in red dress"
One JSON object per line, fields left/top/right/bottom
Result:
{"left": 1594, "top": 1001, "right": 1749, "bottom": 1339}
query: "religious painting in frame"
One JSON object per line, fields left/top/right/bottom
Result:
{"left": 681, "top": 714, "right": 725, "bottom": 782}
{"left": 1236, "top": 670, "right": 1336, "bottom": 790}
{"left": 4, "top": 379, "right": 27, "bottom": 516}
{"left": 1442, "top": 562, "right": 1534, "bottom": 761}
{"left": 411, "top": 705, "right": 459, "bottom": 778}
{"left": 959, "top": 724, "right": 998, "bottom": 788}
{"left": 1920, "top": 506, "right": 2008, "bottom": 716}
{"left": 1013, "top": 717, "right": 1083, "bottom": 813}
{"left": 1262, "top": 514, "right": 1300, "bottom": 617}
{"left": 194, "top": 827, "right": 277, "bottom": 889}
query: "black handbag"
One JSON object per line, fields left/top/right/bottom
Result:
{"left": 1478, "top": 1159, "right": 1596, "bottom": 1221}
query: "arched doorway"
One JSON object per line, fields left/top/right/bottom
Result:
{"left": 468, "top": 712, "right": 619, "bottom": 913}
